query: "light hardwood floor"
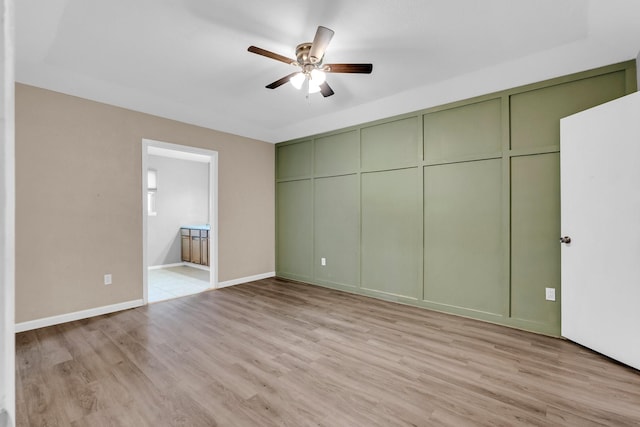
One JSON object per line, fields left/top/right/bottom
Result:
{"left": 16, "top": 277, "right": 640, "bottom": 426}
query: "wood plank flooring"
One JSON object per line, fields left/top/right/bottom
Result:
{"left": 15, "top": 277, "right": 640, "bottom": 426}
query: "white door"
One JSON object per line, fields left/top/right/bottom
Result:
{"left": 560, "top": 91, "right": 640, "bottom": 371}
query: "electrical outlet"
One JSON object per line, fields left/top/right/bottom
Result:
{"left": 545, "top": 287, "right": 555, "bottom": 301}
{"left": 321, "top": 257, "right": 326, "bottom": 266}
{"left": 104, "top": 274, "right": 112, "bottom": 285}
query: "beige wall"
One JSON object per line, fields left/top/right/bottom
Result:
{"left": 15, "top": 83, "right": 275, "bottom": 323}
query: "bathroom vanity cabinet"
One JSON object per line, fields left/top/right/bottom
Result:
{"left": 181, "top": 226, "right": 209, "bottom": 266}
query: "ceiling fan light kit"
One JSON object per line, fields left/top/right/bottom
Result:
{"left": 290, "top": 73, "right": 306, "bottom": 90}
{"left": 248, "top": 26, "right": 373, "bottom": 98}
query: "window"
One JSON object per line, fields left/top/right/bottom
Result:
{"left": 147, "top": 168, "right": 157, "bottom": 216}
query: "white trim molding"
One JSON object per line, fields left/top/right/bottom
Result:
{"left": 182, "top": 262, "right": 210, "bottom": 272}
{"left": 148, "top": 262, "right": 210, "bottom": 271}
{"left": 1, "top": 0, "right": 16, "bottom": 423}
{"left": 14, "top": 299, "right": 144, "bottom": 333}
{"left": 147, "top": 262, "right": 186, "bottom": 270}
{"left": 217, "top": 272, "right": 275, "bottom": 289}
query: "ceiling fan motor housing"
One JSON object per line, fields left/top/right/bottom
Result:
{"left": 296, "top": 43, "right": 320, "bottom": 69}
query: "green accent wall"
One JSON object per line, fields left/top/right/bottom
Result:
{"left": 510, "top": 71, "right": 628, "bottom": 150}
{"left": 277, "top": 178, "right": 312, "bottom": 279}
{"left": 314, "top": 174, "right": 360, "bottom": 287}
{"left": 361, "top": 117, "right": 420, "bottom": 170}
{"left": 275, "top": 61, "right": 637, "bottom": 336}
{"left": 424, "top": 99, "right": 502, "bottom": 161}
{"left": 314, "top": 131, "right": 359, "bottom": 176}
{"left": 511, "top": 153, "right": 561, "bottom": 326}
{"left": 276, "top": 139, "right": 312, "bottom": 180}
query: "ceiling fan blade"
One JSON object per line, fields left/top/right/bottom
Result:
{"left": 248, "top": 46, "right": 296, "bottom": 65}
{"left": 266, "top": 72, "right": 300, "bottom": 89}
{"left": 309, "top": 26, "right": 335, "bottom": 64}
{"left": 324, "top": 63, "right": 373, "bottom": 74}
{"left": 319, "top": 82, "right": 335, "bottom": 97}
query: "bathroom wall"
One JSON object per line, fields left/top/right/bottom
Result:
{"left": 147, "top": 154, "right": 209, "bottom": 267}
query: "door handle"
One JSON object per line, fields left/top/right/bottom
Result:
{"left": 559, "top": 236, "right": 572, "bottom": 244}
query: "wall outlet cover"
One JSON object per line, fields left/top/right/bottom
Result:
{"left": 545, "top": 287, "right": 555, "bottom": 301}
{"left": 104, "top": 274, "right": 112, "bottom": 285}
{"left": 321, "top": 257, "right": 326, "bottom": 266}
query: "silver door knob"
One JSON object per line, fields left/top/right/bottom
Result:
{"left": 559, "top": 236, "right": 572, "bottom": 244}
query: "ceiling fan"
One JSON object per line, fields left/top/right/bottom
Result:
{"left": 247, "top": 26, "right": 373, "bottom": 97}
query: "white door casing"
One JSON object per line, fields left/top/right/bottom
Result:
{"left": 141, "top": 139, "right": 219, "bottom": 304}
{"left": 1, "top": 0, "right": 16, "bottom": 425}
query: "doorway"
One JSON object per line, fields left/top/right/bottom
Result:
{"left": 141, "top": 139, "right": 218, "bottom": 304}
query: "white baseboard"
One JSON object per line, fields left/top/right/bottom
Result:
{"left": 217, "top": 271, "right": 275, "bottom": 289}
{"left": 15, "top": 299, "right": 145, "bottom": 333}
{"left": 183, "top": 262, "right": 210, "bottom": 271}
{"left": 148, "top": 262, "right": 184, "bottom": 270}
{"left": 148, "top": 262, "right": 210, "bottom": 272}
{"left": 14, "top": 272, "right": 275, "bottom": 332}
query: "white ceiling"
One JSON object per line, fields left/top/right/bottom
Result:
{"left": 16, "top": 0, "right": 640, "bottom": 143}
